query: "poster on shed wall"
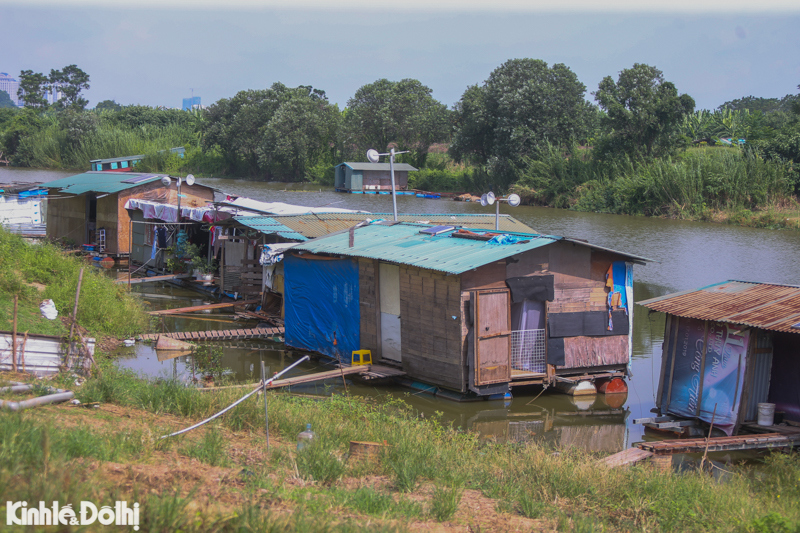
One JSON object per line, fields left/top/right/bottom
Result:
{"left": 664, "top": 317, "right": 749, "bottom": 435}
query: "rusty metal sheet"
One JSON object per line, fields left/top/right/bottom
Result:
{"left": 638, "top": 280, "right": 800, "bottom": 334}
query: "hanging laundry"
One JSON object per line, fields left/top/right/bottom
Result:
{"left": 156, "top": 227, "right": 168, "bottom": 249}
{"left": 150, "top": 227, "right": 157, "bottom": 260}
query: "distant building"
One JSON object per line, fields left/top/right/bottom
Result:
{"left": 182, "top": 96, "right": 201, "bottom": 110}
{"left": 0, "top": 72, "right": 21, "bottom": 106}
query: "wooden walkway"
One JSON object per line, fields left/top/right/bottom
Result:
{"left": 199, "top": 364, "right": 406, "bottom": 392}
{"left": 116, "top": 274, "right": 191, "bottom": 285}
{"left": 139, "top": 326, "right": 284, "bottom": 342}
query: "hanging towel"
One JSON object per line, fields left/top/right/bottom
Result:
{"left": 151, "top": 227, "right": 158, "bottom": 260}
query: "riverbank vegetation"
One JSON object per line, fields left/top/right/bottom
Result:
{"left": 2, "top": 364, "right": 799, "bottom": 532}
{"left": 2, "top": 63, "right": 799, "bottom": 229}
{"left": 0, "top": 226, "right": 149, "bottom": 339}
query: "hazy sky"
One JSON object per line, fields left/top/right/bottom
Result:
{"left": 1, "top": 1, "right": 798, "bottom": 111}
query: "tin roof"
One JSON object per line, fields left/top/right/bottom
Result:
{"left": 637, "top": 280, "right": 800, "bottom": 334}
{"left": 231, "top": 216, "right": 308, "bottom": 242}
{"left": 290, "top": 222, "right": 649, "bottom": 275}
{"left": 263, "top": 213, "right": 536, "bottom": 239}
{"left": 42, "top": 171, "right": 165, "bottom": 195}
{"left": 336, "top": 162, "right": 418, "bottom": 172}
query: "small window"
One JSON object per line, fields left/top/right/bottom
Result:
{"left": 111, "top": 162, "right": 118, "bottom": 170}
{"left": 121, "top": 161, "right": 129, "bottom": 169}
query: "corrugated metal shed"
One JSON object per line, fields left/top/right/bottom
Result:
{"left": 290, "top": 222, "right": 649, "bottom": 275}
{"left": 232, "top": 216, "right": 308, "bottom": 241}
{"left": 266, "top": 213, "right": 536, "bottom": 239}
{"left": 637, "top": 280, "right": 800, "bottom": 334}
{"left": 336, "top": 162, "right": 418, "bottom": 172}
{"left": 42, "top": 171, "right": 164, "bottom": 195}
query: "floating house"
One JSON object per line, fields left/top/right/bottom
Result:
{"left": 89, "top": 147, "right": 185, "bottom": 172}
{"left": 220, "top": 213, "right": 538, "bottom": 317}
{"left": 43, "top": 172, "right": 214, "bottom": 257}
{"left": 638, "top": 280, "right": 800, "bottom": 435}
{"left": 281, "top": 222, "right": 650, "bottom": 398}
{"left": 0, "top": 186, "right": 48, "bottom": 237}
{"left": 334, "top": 162, "right": 417, "bottom": 193}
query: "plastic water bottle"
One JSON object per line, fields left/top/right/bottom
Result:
{"left": 297, "top": 423, "right": 316, "bottom": 451}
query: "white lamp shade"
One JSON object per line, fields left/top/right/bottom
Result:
{"left": 185, "top": 174, "right": 195, "bottom": 186}
{"left": 486, "top": 191, "right": 496, "bottom": 205}
{"left": 160, "top": 177, "right": 171, "bottom": 187}
{"left": 507, "top": 193, "right": 521, "bottom": 207}
{"left": 366, "top": 149, "right": 380, "bottom": 163}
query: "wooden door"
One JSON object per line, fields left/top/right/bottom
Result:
{"left": 473, "top": 289, "right": 512, "bottom": 385}
{"left": 379, "top": 263, "right": 402, "bottom": 362}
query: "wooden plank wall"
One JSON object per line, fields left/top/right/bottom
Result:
{"left": 399, "top": 265, "right": 464, "bottom": 391}
{"left": 358, "top": 259, "right": 379, "bottom": 357}
{"left": 46, "top": 195, "right": 85, "bottom": 245}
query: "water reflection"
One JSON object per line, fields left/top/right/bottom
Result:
{"left": 9, "top": 169, "right": 800, "bottom": 453}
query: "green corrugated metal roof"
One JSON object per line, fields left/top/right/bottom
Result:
{"left": 291, "top": 222, "right": 559, "bottom": 275}
{"left": 233, "top": 216, "right": 308, "bottom": 241}
{"left": 335, "top": 162, "right": 418, "bottom": 172}
{"left": 269, "top": 213, "right": 536, "bottom": 239}
{"left": 43, "top": 171, "right": 165, "bottom": 195}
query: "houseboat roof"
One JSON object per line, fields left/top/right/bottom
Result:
{"left": 231, "top": 216, "right": 308, "bottom": 242}
{"left": 42, "top": 171, "right": 167, "bottom": 195}
{"left": 637, "top": 280, "right": 800, "bottom": 334}
{"left": 335, "top": 162, "right": 418, "bottom": 172}
{"left": 233, "top": 212, "right": 536, "bottom": 240}
{"left": 89, "top": 147, "right": 185, "bottom": 164}
{"left": 290, "top": 222, "right": 650, "bottom": 275}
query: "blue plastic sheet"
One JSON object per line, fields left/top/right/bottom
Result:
{"left": 284, "top": 254, "right": 360, "bottom": 362}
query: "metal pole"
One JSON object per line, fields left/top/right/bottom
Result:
{"left": 495, "top": 200, "right": 500, "bottom": 230}
{"left": 128, "top": 220, "right": 133, "bottom": 290}
{"left": 389, "top": 148, "right": 398, "bottom": 222}
{"left": 176, "top": 178, "right": 182, "bottom": 221}
{"left": 261, "top": 360, "right": 270, "bottom": 450}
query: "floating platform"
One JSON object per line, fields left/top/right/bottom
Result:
{"left": 635, "top": 432, "right": 800, "bottom": 455}
{"left": 139, "top": 327, "right": 284, "bottom": 342}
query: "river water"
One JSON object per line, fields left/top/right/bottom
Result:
{"left": 5, "top": 170, "right": 799, "bottom": 452}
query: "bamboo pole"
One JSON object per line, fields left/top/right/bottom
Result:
{"left": 700, "top": 403, "right": 718, "bottom": 473}
{"left": 20, "top": 331, "right": 28, "bottom": 373}
{"left": 67, "top": 268, "right": 85, "bottom": 368}
{"left": 12, "top": 296, "right": 18, "bottom": 372}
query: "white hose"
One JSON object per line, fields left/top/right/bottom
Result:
{"left": 159, "top": 355, "right": 309, "bottom": 440}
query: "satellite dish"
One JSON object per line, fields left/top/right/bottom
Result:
{"left": 160, "top": 177, "right": 171, "bottom": 187}
{"left": 486, "top": 191, "right": 496, "bottom": 205}
{"left": 185, "top": 174, "right": 195, "bottom": 186}
{"left": 507, "top": 193, "right": 521, "bottom": 207}
{"left": 366, "top": 149, "right": 380, "bottom": 163}
{"left": 480, "top": 194, "right": 489, "bottom": 207}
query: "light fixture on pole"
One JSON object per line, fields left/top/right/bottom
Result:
{"left": 160, "top": 174, "right": 195, "bottom": 221}
{"left": 480, "top": 192, "right": 521, "bottom": 230}
{"left": 366, "top": 148, "right": 409, "bottom": 222}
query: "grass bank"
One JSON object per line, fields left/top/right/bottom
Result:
{"left": 0, "top": 227, "right": 150, "bottom": 339}
{"left": 2, "top": 365, "right": 798, "bottom": 532}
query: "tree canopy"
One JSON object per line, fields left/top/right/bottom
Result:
{"left": 95, "top": 99, "right": 122, "bottom": 112}
{"left": 450, "top": 58, "right": 592, "bottom": 188}
{"left": 18, "top": 65, "right": 91, "bottom": 110}
{"left": 0, "top": 90, "right": 15, "bottom": 109}
{"left": 202, "top": 83, "right": 340, "bottom": 180}
{"left": 344, "top": 78, "right": 450, "bottom": 168}
{"left": 594, "top": 63, "right": 695, "bottom": 159}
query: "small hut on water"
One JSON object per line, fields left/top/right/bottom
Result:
{"left": 281, "top": 221, "right": 650, "bottom": 398}
{"left": 638, "top": 280, "right": 800, "bottom": 435}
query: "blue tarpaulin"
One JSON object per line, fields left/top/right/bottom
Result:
{"left": 284, "top": 253, "right": 360, "bottom": 362}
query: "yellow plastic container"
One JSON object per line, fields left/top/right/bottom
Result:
{"left": 351, "top": 349, "right": 372, "bottom": 366}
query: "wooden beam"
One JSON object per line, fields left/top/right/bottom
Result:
{"left": 148, "top": 299, "right": 260, "bottom": 316}
{"left": 116, "top": 273, "right": 191, "bottom": 285}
